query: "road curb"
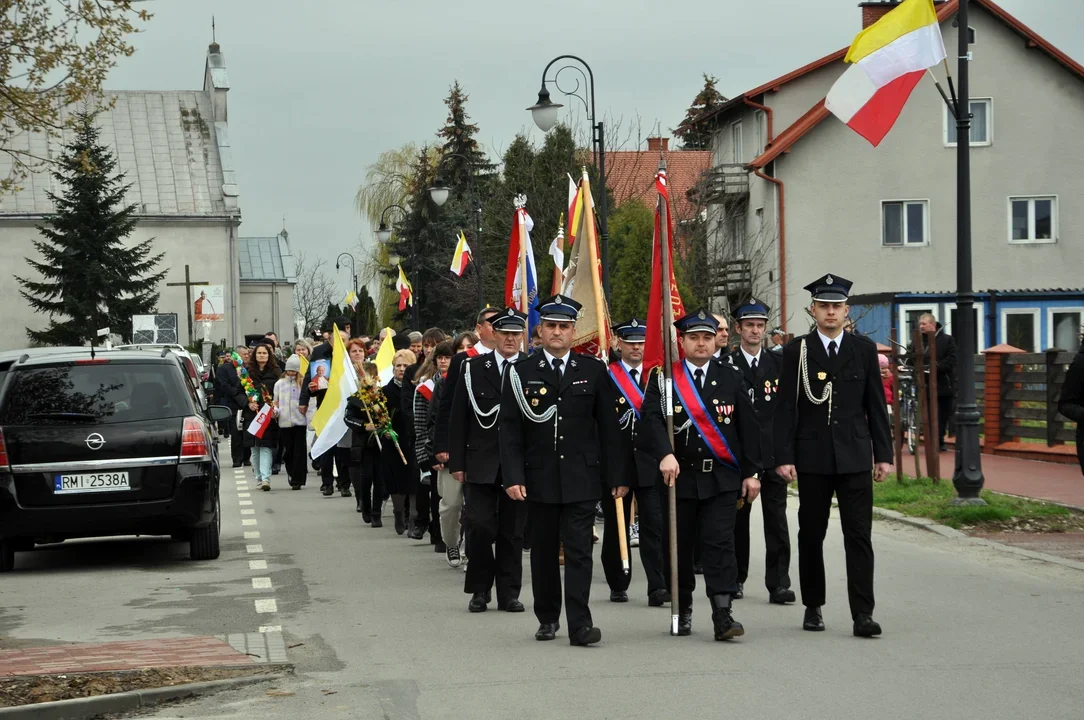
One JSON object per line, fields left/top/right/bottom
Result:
{"left": 0, "top": 670, "right": 290, "bottom": 720}
{"left": 785, "top": 489, "right": 1084, "bottom": 571}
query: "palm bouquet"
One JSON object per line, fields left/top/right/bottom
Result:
{"left": 351, "top": 367, "right": 406, "bottom": 465}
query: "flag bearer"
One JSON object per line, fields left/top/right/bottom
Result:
{"left": 639, "top": 310, "right": 761, "bottom": 640}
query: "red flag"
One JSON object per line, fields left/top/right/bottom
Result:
{"left": 644, "top": 170, "right": 685, "bottom": 372}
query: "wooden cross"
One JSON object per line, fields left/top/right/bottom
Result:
{"left": 166, "top": 264, "right": 210, "bottom": 345}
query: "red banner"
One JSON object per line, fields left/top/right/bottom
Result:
{"left": 644, "top": 171, "right": 685, "bottom": 371}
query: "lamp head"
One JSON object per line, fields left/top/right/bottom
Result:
{"left": 376, "top": 221, "right": 392, "bottom": 244}
{"left": 527, "top": 85, "right": 562, "bottom": 132}
{"left": 428, "top": 177, "right": 451, "bottom": 207}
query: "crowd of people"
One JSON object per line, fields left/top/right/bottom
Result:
{"left": 210, "top": 272, "right": 894, "bottom": 646}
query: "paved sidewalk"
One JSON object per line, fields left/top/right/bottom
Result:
{"left": 0, "top": 634, "right": 286, "bottom": 677}
{"left": 911, "top": 446, "right": 1084, "bottom": 507}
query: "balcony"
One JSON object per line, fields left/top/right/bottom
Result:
{"left": 688, "top": 164, "right": 750, "bottom": 206}
{"left": 708, "top": 258, "right": 754, "bottom": 308}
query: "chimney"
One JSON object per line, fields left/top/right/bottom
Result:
{"left": 646, "top": 137, "right": 669, "bottom": 152}
{"left": 203, "top": 41, "right": 230, "bottom": 123}
{"left": 859, "top": 0, "right": 943, "bottom": 29}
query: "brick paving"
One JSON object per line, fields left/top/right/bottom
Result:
{"left": 0, "top": 637, "right": 254, "bottom": 677}
{"left": 913, "top": 446, "right": 1084, "bottom": 508}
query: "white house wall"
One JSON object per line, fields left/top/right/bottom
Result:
{"left": 239, "top": 282, "right": 296, "bottom": 343}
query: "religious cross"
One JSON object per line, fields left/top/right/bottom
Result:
{"left": 166, "top": 264, "right": 210, "bottom": 345}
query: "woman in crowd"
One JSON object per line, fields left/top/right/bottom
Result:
{"left": 382, "top": 348, "right": 417, "bottom": 534}
{"left": 452, "top": 331, "right": 477, "bottom": 354}
{"left": 413, "top": 341, "right": 455, "bottom": 552}
{"left": 242, "top": 341, "right": 281, "bottom": 491}
{"left": 273, "top": 355, "right": 308, "bottom": 489}
{"left": 344, "top": 341, "right": 385, "bottom": 526}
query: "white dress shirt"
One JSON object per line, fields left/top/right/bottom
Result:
{"left": 543, "top": 349, "right": 571, "bottom": 374}
{"left": 685, "top": 359, "right": 710, "bottom": 387}
{"left": 740, "top": 347, "right": 762, "bottom": 368}
{"left": 817, "top": 329, "right": 844, "bottom": 354}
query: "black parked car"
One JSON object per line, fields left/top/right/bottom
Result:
{"left": 0, "top": 347, "right": 233, "bottom": 570}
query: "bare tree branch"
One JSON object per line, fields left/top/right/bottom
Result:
{"left": 292, "top": 251, "right": 336, "bottom": 337}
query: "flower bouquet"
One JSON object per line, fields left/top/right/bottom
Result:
{"left": 231, "top": 352, "right": 272, "bottom": 404}
{"left": 352, "top": 373, "right": 407, "bottom": 465}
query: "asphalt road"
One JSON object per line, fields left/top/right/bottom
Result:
{"left": 3, "top": 442, "right": 1083, "bottom": 719}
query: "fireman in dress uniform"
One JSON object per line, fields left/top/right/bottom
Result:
{"left": 499, "top": 294, "right": 626, "bottom": 647}
{"left": 727, "top": 299, "right": 796, "bottom": 605}
{"left": 774, "top": 274, "right": 893, "bottom": 638}
{"left": 639, "top": 310, "right": 761, "bottom": 640}
{"left": 600, "top": 319, "right": 669, "bottom": 606}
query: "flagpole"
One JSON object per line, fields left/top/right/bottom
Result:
{"left": 516, "top": 200, "right": 530, "bottom": 353}
{"left": 551, "top": 212, "right": 565, "bottom": 295}
{"left": 656, "top": 155, "right": 680, "bottom": 635}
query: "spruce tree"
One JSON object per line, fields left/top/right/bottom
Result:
{"left": 17, "top": 109, "right": 166, "bottom": 345}
{"left": 673, "top": 74, "right": 728, "bottom": 150}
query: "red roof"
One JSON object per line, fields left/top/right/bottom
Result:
{"left": 606, "top": 148, "right": 711, "bottom": 221}
{"left": 736, "top": 0, "right": 1084, "bottom": 169}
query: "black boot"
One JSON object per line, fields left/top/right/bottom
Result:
{"left": 676, "top": 608, "right": 692, "bottom": 636}
{"left": 710, "top": 594, "right": 744, "bottom": 641}
{"left": 394, "top": 512, "right": 406, "bottom": 535}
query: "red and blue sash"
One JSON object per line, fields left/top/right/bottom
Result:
{"left": 671, "top": 361, "right": 739, "bottom": 472}
{"left": 608, "top": 363, "right": 644, "bottom": 417}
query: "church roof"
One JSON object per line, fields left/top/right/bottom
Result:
{"left": 0, "top": 91, "right": 237, "bottom": 218}
{"left": 239, "top": 235, "right": 295, "bottom": 283}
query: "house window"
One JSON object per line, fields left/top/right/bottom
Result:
{"left": 1009, "top": 196, "right": 1057, "bottom": 244}
{"left": 1048, "top": 308, "right": 1084, "bottom": 352}
{"left": 898, "top": 304, "right": 937, "bottom": 344}
{"left": 945, "top": 98, "right": 991, "bottom": 146}
{"left": 729, "top": 214, "right": 746, "bottom": 257}
{"left": 882, "top": 200, "right": 929, "bottom": 247}
{"left": 1001, "top": 308, "right": 1040, "bottom": 352}
{"left": 944, "top": 301, "right": 986, "bottom": 351}
{"left": 732, "top": 121, "right": 743, "bottom": 163}
{"left": 753, "top": 111, "right": 764, "bottom": 154}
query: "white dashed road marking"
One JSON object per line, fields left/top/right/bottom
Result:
{"left": 242, "top": 519, "right": 258, "bottom": 526}
{"left": 239, "top": 500, "right": 253, "bottom": 506}
{"left": 238, "top": 492, "right": 251, "bottom": 498}
{"left": 244, "top": 531, "right": 260, "bottom": 539}
{"left": 255, "top": 599, "right": 277, "bottom": 613}
{"left": 252, "top": 577, "right": 273, "bottom": 590}
{"left": 241, "top": 509, "right": 255, "bottom": 515}
{"left": 249, "top": 559, "right": 268, "bottom": 570}
{"left": 259, "top": 625, "right": 282, "bottom": 633}
{"left": 246, "top": 544, "right": 263, "bottom": 554}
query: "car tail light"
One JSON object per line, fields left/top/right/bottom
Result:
{"left": 180, "top": 417, "right": 210, "bottom": 460}
{"left": 0, "top": 428, "right": 9, "bottom": 470}
{"left": 76, "top": 358, "right": 110, "bottom": 365}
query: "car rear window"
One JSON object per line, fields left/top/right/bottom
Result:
{"left": 0, "top": 363, "right": 193, "bottom": 425}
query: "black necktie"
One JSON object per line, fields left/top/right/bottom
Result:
{"left": 750, "top": 356, "right": 758, "bottom": 373}
{"left": 630, "top": 368, "right": 639, "bottom": 385}
{"left": 553, "top": 358, "right": 564, "bottom": 379}
{"left": 694, "top": 368, "right": 704, "bottom": 388}
{"left": 828, "top": 340, "right": 838, "bottom": 360}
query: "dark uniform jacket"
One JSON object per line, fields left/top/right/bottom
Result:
{"left": 774, "top": 331, "right": 893, "bottom": 475}
{"left": 1057, "top": 351, "right": 1084, "bottom": 473}
{"left": 607, "top": 363, "right": 657, "bottom": 488}
{"left": 448, "top": 352, "right": 525, "bottom": 485}
{"left": 726, "top": 348, "right": 783, "bottom": 470}
{"left": 907, "top": 324, "right": 958, "bottom": 397}
{"left": 499, "top": 352, "right": 624, "bottom": 504}
{"left": 639, "top": 361, "right": 761, "bottom": 500}
{"left": 434, "top": 346, "right": 492, "bottom": 456}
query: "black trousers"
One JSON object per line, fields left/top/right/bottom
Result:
{"left": 273, "top": 441, "right": 285, "bottom": 468}
{"left": 600, "top": 486, "right": 666, "bottom": 595}
{"left": 530, "top": 500, "right": 596, "bottom": 631}
{"left": 797, "top": 471, "right": 875, "bottom": 618}
{"left": 735, "top": 471, "right": 792, "bottom": 590}
{"left": 937, "top": 394, "right": 953, "bottom": 443}
{"left": 660, "top": 483, "right": 739, "bottom": 610}
{"left": 415, "top": 475, "right": 439, "bottom": 538}
{"left": 279, "top": 426, "right": 308, "bottom": 487}
{"left": 227, "top": 414, "right": 248, "bottom": 465}
{"left": 350, "top": 452, "right": 381, "bottom": 514}
{"left": 464, "top": 483, "right": 527, "bottom": 600}
{"left": 321, "top": 447, "right": 350, "bottom": 491}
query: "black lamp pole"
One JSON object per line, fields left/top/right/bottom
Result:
{"left": 529, "top": 55, "right": 610, "bottom": 298}
{"left": 429, "top": 153, "right": 484, "bottom": 311}
{"left": 951, "top": 0, "right": 986, "bottom": 504}
{"left": 335, "top": 252, "right": 358, "bottom": 337}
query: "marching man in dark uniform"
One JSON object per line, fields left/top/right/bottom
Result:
{"left": 449, "top": 308, "right": 530, "bottom": 614}
{"left": 500, "top": 295, "right": 626, "bottom": 647}
{"left": 774, "top": 274, "right": 893, "bottom": 638}
{"left": 602, "top": 319, "right": 669, "bottom": 607}
{"left": 727, "top": 299, "right": 795, "bottom": 605}
{"left": 640, "top": 310, "right": 761, "bottom": 640}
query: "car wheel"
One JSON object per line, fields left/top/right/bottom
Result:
{"left": 189, "top": 493, "right": 221, "bottom": 561}
{"left": 0, "top": 541, "right": 14, "bottom": 572}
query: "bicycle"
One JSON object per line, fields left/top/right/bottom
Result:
{"left": 896, "top": 369, "right": 919, "bottom": 455}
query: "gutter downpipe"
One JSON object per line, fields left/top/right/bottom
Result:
{"left": 741, "top": 96, "right": 774, "bottom": 145}
{"left": 753, "top": 167, "right": 786, "bottom": 332}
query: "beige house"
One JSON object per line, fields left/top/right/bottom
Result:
{"left": 238, "top": 232, "right": 297, "bottom": 342}
{"left": 698, "top": 0, "right": 1084, "bottom": 352}
{"left": 0, "top": 42, "right": 243, "bottom": 350}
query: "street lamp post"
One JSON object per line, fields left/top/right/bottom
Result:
{"left": 376, "top": 204, "right": 418, "bottom": 328}
{"left": 335, "top": 252, "right": 358, "bottom": 336}
{"left": 527, "top": 55, "right": 611, "bottom": 298}
{"left": 427, "top": 153, "right": 484, "bottom": 311}
{"left": 951, "top": 0, "right": 986, "bottom": 505}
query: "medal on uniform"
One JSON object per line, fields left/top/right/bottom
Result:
{"left": 618, "top": 397, "right": 626, "bottom": 404}
{"left": 817, "top": 371, "right": 827, "bottom": 381}
{"left": 539, "top": 387, "right": 547, "bottom": 395}
{"left": 712, "top": 398, "right": 719, "bottom": 405}
{"left": 722, "top": 404, "right": 733, "bottom": 424}
{"left": 764, "top": 380, "right": 772, "bottom": 402}
{"left": 531, "top": 398, "right": 539, "bottom": 407}
{"left": 675, "top": 405, "right": 683, "bottom": 414}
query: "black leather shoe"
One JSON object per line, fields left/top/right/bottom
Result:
{"left": 394, "top": 513, "right": 406, "bottom": 535}
{"left": 535, "top": 622, "right": 559, "bottom": 641}
{"left": 291, "top": 484, "right": 302, "bottom": 491}
{"left": 711, "top": 595, "right": 744, "bottom": 640}
{"left": 340, "top": 487, "right": 352, "bottom": 498}
{"left": 803, "top": 606, "right": 825, "bottom": 632}
{"left": 232, "top": 462, "right": 243, "bottom": 468}
{"left": 371, "top": 516, "right": 383, "bottom": 528}
{"left": 692, "top": 562, "right": 704, "bottom": 575}
{"left": 610, "top": 590, "right": 628, "bottom": 603}
{"left": 769, "top": 588, "right": 797, "bottom": 605}
{"left": 362, "top": 512, "right": 372, "bottom": 524}
{"left": 498, "top": 598, "right": 525, "bottom": 613}
{"left": 853, "top": 614, "right": 882, "bottom": 638}
{"left": 408, "top": 526, "right": 425, "bottom": 540}
{"left": 272, "top": 465, "right": 281, "bottom": 475}
{"left": 468, "top": 593, "right": 488, "bottom": 613}
{"left": 734, "top": 583, "right": 744, "bottom": 600}
{"left": 648, "top": 589, "right": 671, "bottom": 607}
{"left": 569, "top": 626, "right": 602, "bottom": 646}
{"left": 677, "top": 608, "right": 692, "bottom": 636}
{"left": 321, "top": 485, "right": 334, "bottom": 497}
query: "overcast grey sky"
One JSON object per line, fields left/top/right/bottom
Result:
{"left": 107, "top": 0, "right": 1083, "bottom": 298}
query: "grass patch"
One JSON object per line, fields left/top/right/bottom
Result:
{"left": 874, "top": 475, "right": 1077, "bottom": 530}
